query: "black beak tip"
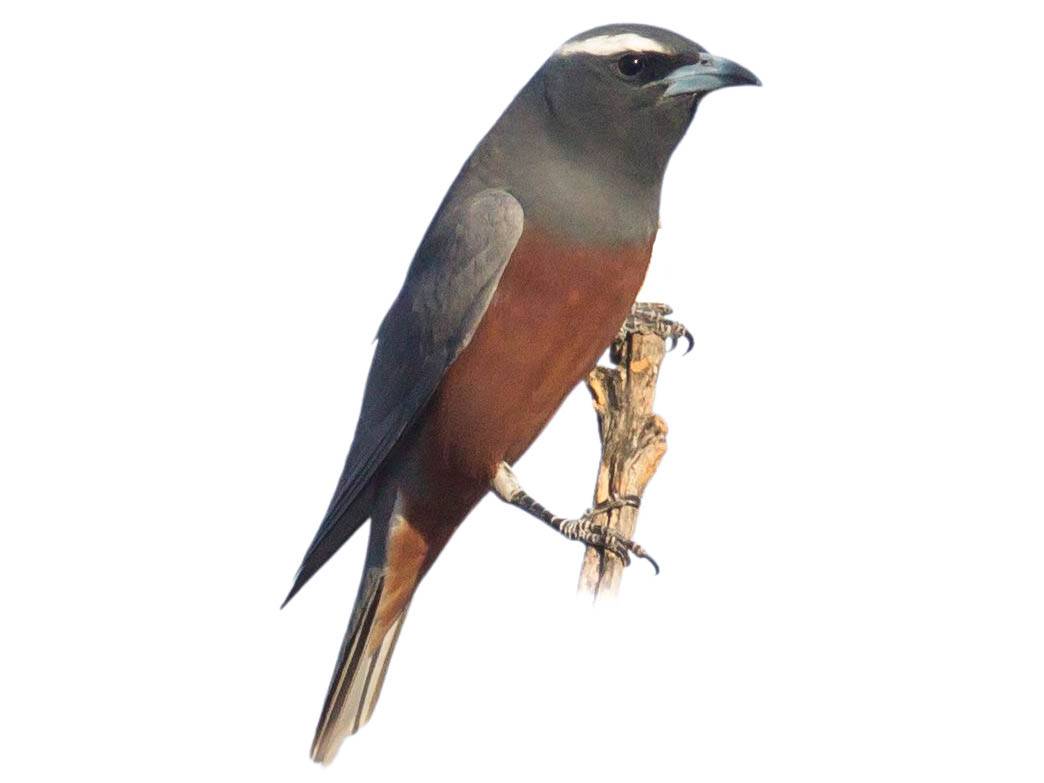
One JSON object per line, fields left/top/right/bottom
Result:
{"left": 736, "top": 64, "right": 762, "bottom": 88}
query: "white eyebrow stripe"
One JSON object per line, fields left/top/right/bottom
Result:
{"left": 556, "top": 33, "right": 671, "bottom": 57}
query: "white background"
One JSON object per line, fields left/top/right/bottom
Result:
{"left": 2, "top": 1, "right": 1042, "bottom": 780}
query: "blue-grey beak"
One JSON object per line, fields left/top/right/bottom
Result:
{"left": 661, "top": 54, "right": 761, "bottom": 97}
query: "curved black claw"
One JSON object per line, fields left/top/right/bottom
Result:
{"left": 628, "top": 543, "right": 660, "bottom": 575}
{"left": 680, "top": 327, "right": 695, "bottom": 355}
{"left": 620, "top": 302, "right": 693, "bottom": 357}
{"left": 587, "top": 494, "right": 642, "bottom": 516}
{"left": 663, "top": 323, "right": 694, "bottom": 355}
{"left": 560, "top": 516, "right": 659, "bottom": 575}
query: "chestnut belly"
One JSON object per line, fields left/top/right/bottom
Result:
{"left": 410, "top": 226, "right": 655, "bottom": 490}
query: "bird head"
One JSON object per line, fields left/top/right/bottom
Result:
{"left": 538, "top": 24, "right": 760, "bottom": 180}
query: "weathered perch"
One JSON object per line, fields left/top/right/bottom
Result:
{"left": 578, "top": 303, "right": 689, "bottom": 600}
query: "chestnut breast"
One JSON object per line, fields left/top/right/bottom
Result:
{"left": 412, "top": 224, "right": 655, "bottom": 485}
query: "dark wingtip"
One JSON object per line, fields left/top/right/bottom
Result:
{"left": 280, "top": 570, "right": 307, "bottom": 609}
{"left": 279, "top": 589, "right": 295, "bottom": 610}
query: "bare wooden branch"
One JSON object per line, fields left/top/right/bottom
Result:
{"left": 578, "top": 304, "right": 683, "bottom": 599}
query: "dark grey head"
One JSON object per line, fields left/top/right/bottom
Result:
{"left": 458, "top": 24, "right": 759, "bottom": 243}
{"left": 537, "top": 24, "right": 759, "bottom": 183}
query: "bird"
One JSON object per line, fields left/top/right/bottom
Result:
{"left": 283, "top": 23, "right": 759, "bottom": 763}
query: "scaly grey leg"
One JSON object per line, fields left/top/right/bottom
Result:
{"left": 491, "top": 462, "right": 659, "bottom": 573}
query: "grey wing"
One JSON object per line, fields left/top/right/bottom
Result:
{"left": 283, "top": 189, "right": 524, "bottom": 604}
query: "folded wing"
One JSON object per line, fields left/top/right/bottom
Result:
{"left": 283, "top": 189, "right": 525, "bottom": 604}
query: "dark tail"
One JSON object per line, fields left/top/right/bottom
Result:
{"left": 308, "top": 482, "right": 460, "bottom": 764}
{"left": 310, "top": 566, "right": 410, "bottom": 763}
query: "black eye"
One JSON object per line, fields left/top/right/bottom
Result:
{"left": 617, "top": 54, "right": 646, "bottom": 77}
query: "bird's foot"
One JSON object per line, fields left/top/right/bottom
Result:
{"left": 491, "top": 463, "right": 659, "bottom": 574}
{"left": 615, "top": 302, "right": 694, "bottom": 359}
{"left": 556, "top": 496, "right": 659, "bottom": 574}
